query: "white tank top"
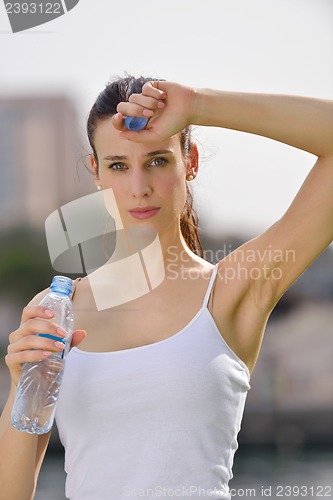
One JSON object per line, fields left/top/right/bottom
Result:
{"left": 55, "top": 263, "right": 251, "bottom": 499}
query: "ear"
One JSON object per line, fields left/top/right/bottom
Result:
{"left": 187, "top": 143, "right": 199, "bottom": 178}
{"left": 90, "top": 154, "right": 99, "bottom": 182}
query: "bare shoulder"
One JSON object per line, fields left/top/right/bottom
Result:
{"left": 71, "top": 276, "right": 93, "bottom": 304}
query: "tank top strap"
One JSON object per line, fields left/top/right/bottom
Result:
{"left": 202, "top": 263, "right": 220, "bottom": 309}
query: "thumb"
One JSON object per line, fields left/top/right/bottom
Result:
{"left": 111, "top": 112, "right": 125, "bottom": 131}
{"left": 71, "top": 329, "right": 87, "bottom": 348}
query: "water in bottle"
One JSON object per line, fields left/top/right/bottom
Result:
{"left": 11, "top": 275, "right": 74, "bottom": 434}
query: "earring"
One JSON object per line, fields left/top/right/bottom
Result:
{"left": 187, "top": 174, "right": 194, "bottom": 181}
{"left": 97, "top": 185, "right": 103, "bottom": 191}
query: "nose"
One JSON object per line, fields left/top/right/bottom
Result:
{"left": 130, "top": 170, "right": 153, "bottom": 198}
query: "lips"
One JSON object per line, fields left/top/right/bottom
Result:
{"left": 129, "top": 207, "right": 160, "bottom": 220}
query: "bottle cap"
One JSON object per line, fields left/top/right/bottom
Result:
{"left": 50, "top": 275, "right": 73, "bottom": 296}
{"left": 125, "top": 116, "right": 148, "bottom": 131}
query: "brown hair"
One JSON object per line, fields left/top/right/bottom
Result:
{"left": 87, "top": 74, "right": 203, "bottom": 258}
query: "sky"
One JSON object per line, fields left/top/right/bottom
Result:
{"left": 0, "top": 0, "right": 332, "bottom": 238}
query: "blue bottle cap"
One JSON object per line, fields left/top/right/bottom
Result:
{"left": 50, "top": 275, "right": 73, "bottom": 296}
{"left": 125, "top": 116, "right": 148, "bottom": 131}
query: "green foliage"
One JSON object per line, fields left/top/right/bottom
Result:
{"left": 0, "top": 226, "right": 57, "bottom": 306}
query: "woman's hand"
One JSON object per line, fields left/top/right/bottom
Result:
{"left": 5, "top": 305, "right": 86, "bottom": 387}
{"left": 112, "top": 80, "right": 197, "bottom": 142}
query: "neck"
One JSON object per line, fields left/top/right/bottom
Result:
{"left": 103, "top": 218, "right": 199, "bottom": 271}
{"left": 85, "top": 220, "right": 202, "bottom": 310}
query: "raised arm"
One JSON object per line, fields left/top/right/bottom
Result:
{"left": 192, "top": 88, "right": 333, "bottom": 158}
{"left": 115, "top": 81, "right": 333, "bottom": 308}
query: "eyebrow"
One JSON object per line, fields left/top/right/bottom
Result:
{"left": 102, "top": 150, "right": 174, "bottom": 161}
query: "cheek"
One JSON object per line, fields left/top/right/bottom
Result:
{"left": 162, "top": 173, "right": 187, "bottom": 208}
{"left": 99, "top": 173, "right": 124, "bottom": 197}
{"left": 99, "top": 169, "right": 112, "bottom": 186}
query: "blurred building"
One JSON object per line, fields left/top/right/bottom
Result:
{"left": 240, "top": 300, "right": 333, "bottom": 447}
{"left": 0, "top": 95, "right": 93, "bottom": 230}
{"left": 248, "top": 300, "right": 333, "bottom": 412}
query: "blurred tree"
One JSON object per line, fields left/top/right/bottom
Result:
{"left": 0, "top": 226, "right": 56, "bottom": 305}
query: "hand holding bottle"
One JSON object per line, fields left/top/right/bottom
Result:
{"left": 112, "top": 80, "right": 197, "bottom": 143}
{"left": 5, "top": 303, "right": 86, "bottom": 388}
{"left": 8, "top": 276, "right": 87, "bottom": 434}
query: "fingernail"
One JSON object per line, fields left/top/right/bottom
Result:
{"left": 57, "top": 327, "right": 67, "bottom": 337}
{"left": 55, "top": 341, "right": 65, "bottom": 350}
{"left": 157, "top": 101, "right": 165, "bottom": 108}
{"left": 143, "top": 109, "right": 154, "bottom": 117}
{"left": 43, "top": 351, "right": 52, "bottom": 356}
{"left": 45, "top": 309, "right": 54, "bottom": 317}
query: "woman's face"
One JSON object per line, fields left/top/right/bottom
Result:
{"left": 91, "top": 117, "right": 191, "bottom": 233}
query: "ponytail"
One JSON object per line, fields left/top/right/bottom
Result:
{"left": 181, "top": 184, "right": 204, "bottom": 258}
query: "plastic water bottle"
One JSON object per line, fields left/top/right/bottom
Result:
{"left": 11, "top": 275, "right": 74, "bottom": 435}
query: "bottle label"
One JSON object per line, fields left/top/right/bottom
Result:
{"left": 38, "top": 333, "right": 66, "bottom": 359}
{"left": 38, "top": 333, "right": 65, "bottom": 343}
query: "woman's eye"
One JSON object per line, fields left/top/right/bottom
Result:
{"left": 150, "top": 157, "right": 167, "bottom": 167}
{"left": 109, "top": 162, "right": 126, "bottom": 171}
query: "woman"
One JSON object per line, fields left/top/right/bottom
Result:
{"left": 1, "top": 75, "right": 332, "bottom": 499}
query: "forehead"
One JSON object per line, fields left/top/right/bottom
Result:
{"left": 93, "top": 117, "right": 182, "bottom": 160}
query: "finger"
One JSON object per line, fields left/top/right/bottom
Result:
{"left": 5, "top": 350, "right": 54, "bottom": 368}
{"left": 142, "top": 81, "right": 167, "bottom": 99}
{"left": 71, "top": 329, "right": 87, "bottom": 349}
{"left": 129, "top": 94, "right": 164, "bottom": 111}
{"left": 111, "top": 112, "right": 126, "bottom": 131}
{"left": 116, "top": 102, "right": 154, "bottom": 119}
{"left": 7, "top": 334, "right": 65, "bottom": 355}
{"left": 21, "top": 305, "right": 54, "bottom": 324}
{"left": 9, "top": 319, "right": 67, "bottom": 344}
{"left": 21, "top": 319, "right": 67, "bottom": 340}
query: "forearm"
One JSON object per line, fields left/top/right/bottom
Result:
{"left": 192, "top": 88, "right": 333, "bottom": 158}
{"left": 0, "top": 383, "right": 37, "bottom": 500}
